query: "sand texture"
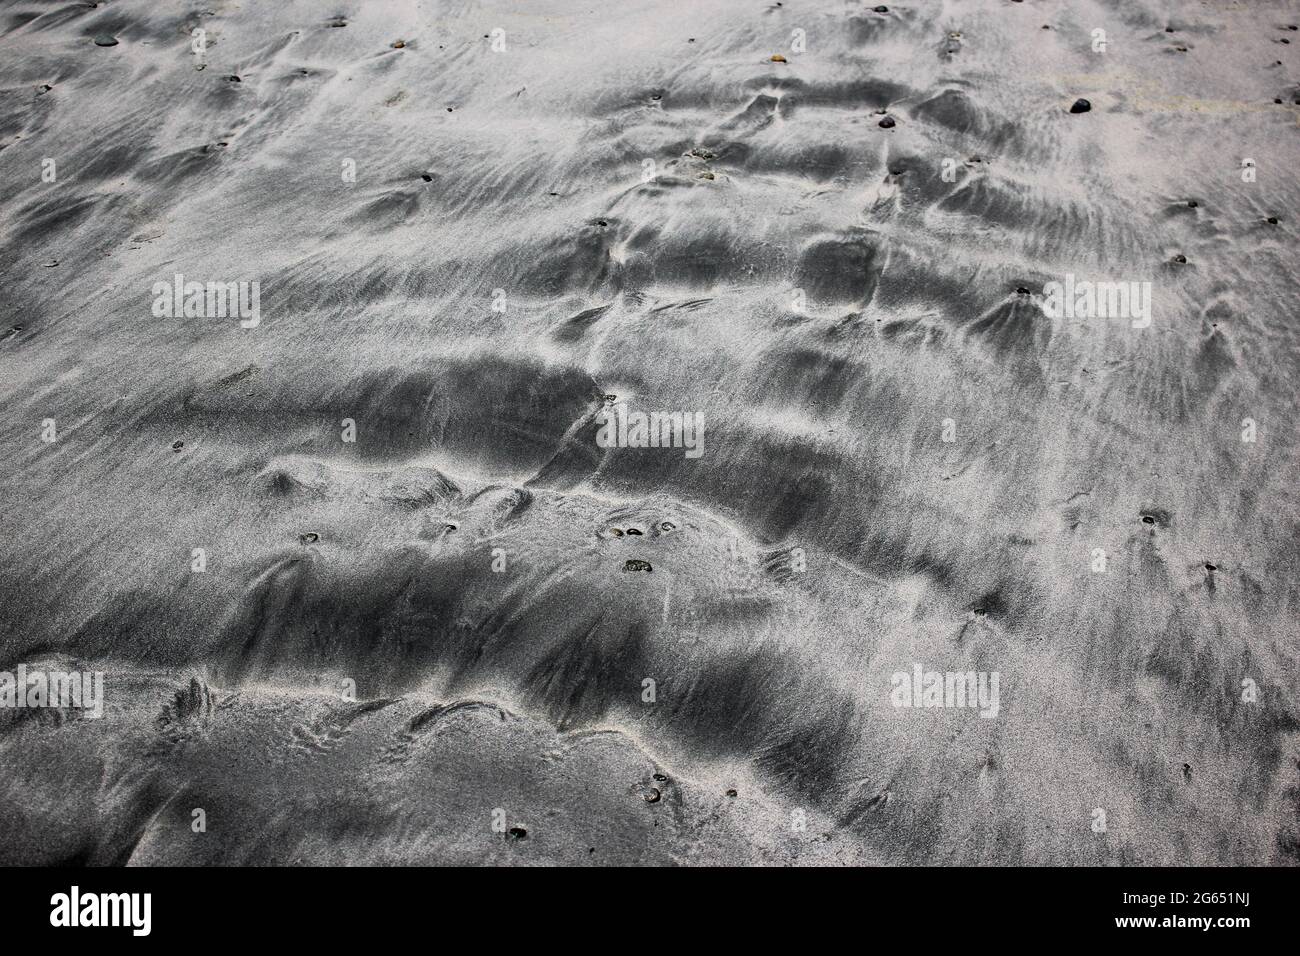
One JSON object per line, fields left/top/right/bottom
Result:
{"left": 0, "top": 0, "right": 1298, "bottom": 865}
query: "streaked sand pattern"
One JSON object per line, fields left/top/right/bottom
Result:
{"left": 0, "top": 0, "right": 1297, "bottom": 865}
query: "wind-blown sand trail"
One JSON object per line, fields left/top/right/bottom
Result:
{"left": 0, "top": 0, "right": 1297, "bottom": 865}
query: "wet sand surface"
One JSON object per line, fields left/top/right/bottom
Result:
{"left": 0, "top": 0, "right": 1298, "bottom": 865}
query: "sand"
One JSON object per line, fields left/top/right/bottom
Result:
{"left": 0, "top": 0, "right": 1297, "bottom": 865}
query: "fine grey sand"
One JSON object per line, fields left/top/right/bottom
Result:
{"left": 1, "top": 0, "right": 1298, "bottom": 866}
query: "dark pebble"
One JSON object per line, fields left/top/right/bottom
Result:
{"left": 1069, "top": 98, "right": 1091, "bottom": 113}
{"left": 644, "top": 788, "right": 661, "bottom": 803}
{"left": 508, "top": 826, "right": 527, "bottom": 839}
{"left": 171, "top": 440, "right": 184, "bottom": 451}
{"left": 878, "top": 115, "right": 895, "bottom": 128}
{"left": 93, "top": 34, "right": 118, "bottom": 46}
{"left": 300, "top": 531, "right": 320, "bottom": 544}
{"left": 624, "top": 559, "right": 653, "bottom": 572}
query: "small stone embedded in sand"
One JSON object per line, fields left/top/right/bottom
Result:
{"left": 1142, "top": 515, "right": 1155, "bottom": 525}
{"left": 726, "top": 788, "right": 738, "bottom": 798}
{"left": 227, "top": 75, "right": 241, "bottom": 82}
{"left": 1188, "top": 200, "right": 1198, "bottom": 208}
{"left": 93, "top": 34, "right": 118, "bottom": 46}
{"left": 609, "top": 528, "right": 624, "bottom": 537}
{"left": 770, "top": 54, "right": 787, "bottom": 63}
{"left": 659, "top": 521, "right": 675, "bottom": 532}
{"left": 624, "top": 559, "right": 652, "bottom": 572}
{"left": 391, "top": 40, "right": 405, "bottom": 49}
{"left": 507, "top": 826, "right": 527, "bottom": 840}
{"left": 1016, "top": 286, "right": 1030, "bottom": 295}
{"left": 1266, "top": 216, "right": 1279, "bottom": 225}
{"left": 625, "top": 528, "right": 643, "bottom": 536}
{"left": 300, "top": 531, "right": 320, "bottom": 544}
{"left": 171, "top": 440, "right": 184, "bottom": 451}
{"left": 1069, "top": 98, "right": 1091, "bottom": 113}
{"left": 873, "top": 5, "right": 888, "bottom": 11}
{"left": 1205, "top": 563, "right": 1217, "bottom": 571}
{"left": 653, "top": 772, "right": 668, "bottom": 782}
{"left": 879, "top": 115, "right": 896, "bottom": 128}
{"left": 645, "top": 788, "right": 661, "bottom": 803}
{"left": 1172, "top": 253, "right": 1187, "bottom": 264}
